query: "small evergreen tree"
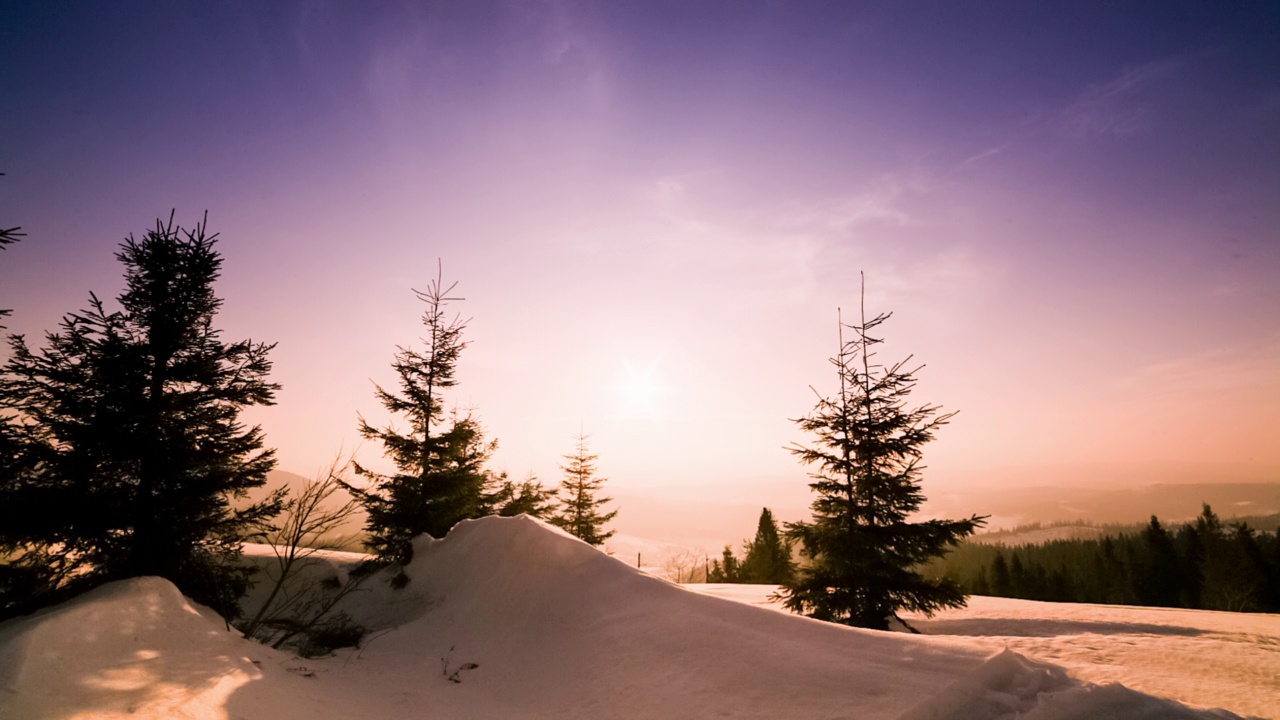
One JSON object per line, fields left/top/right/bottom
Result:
{"left": 782, "top": 279, "right": 986, "bottom": 630}
{"left": 739, "top": 508, "right": 794, "bottom": 584}
{"left": 487, "top": 471, "right": 558, "bottom": 518}
{"left": 349, "top": 266, "right": 495, "bottom": 563}
{"left": 0, "top": 213, "right": 280, "bottom": 618}
{"left": 708, "top": 546, "right": 741, "bottom": 583}
{"left": 549, "top": 433, "right": 617, "bottom": 545}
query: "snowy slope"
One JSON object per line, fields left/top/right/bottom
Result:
{"left": 0, "top": 516, "right": 1265, "bottom": 719}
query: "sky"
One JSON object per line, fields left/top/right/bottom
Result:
{"left": 1, "top": 1, "right": 1278, "bottom": 531}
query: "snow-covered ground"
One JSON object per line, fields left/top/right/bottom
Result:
{"left": 691, "top": 585, "right": 1280, "bottom": 719}
{"left": 1, "top": 516, "right": 1274, "bottom": 719}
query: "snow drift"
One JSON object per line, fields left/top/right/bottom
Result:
{"left": 0, "top": 577, "right": 323, "bottom": 719}
{"left": 899, "top": 649, "right": 1242, "bottom": 720}
{"left": 0, "top": 516, "right": 1256, "bottom": 719}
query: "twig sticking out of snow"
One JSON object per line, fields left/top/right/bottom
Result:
{"left": 440, "top": 645, "right": 479, "bottom": 683}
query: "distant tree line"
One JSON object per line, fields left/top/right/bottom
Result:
{"left": 925, "top": 505, "right": 1280, "bottom": 613}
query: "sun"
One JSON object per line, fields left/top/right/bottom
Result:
{"left": 614, "top": 363, "right": 664, "bottom": 417}
{"left": 622, "top": 370, "right": 659, "bottom": 408}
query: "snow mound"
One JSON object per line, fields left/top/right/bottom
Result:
{"left": 0, "top": 577, "right": 325, "bottom": 719}
{"left": 401, "top": 514, "right": 656, "bottom": 621}
{"left": 900, "top": 649, "right": 1243, "bottom": 720}
{"left": 328, "top": 516, "right": 996, "bottom": 718}
{"left": 330, "top": 516, "right": 1246, "bottom": 719}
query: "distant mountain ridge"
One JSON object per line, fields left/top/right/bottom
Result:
{"left": 924, "top": 482, "right": 1280, "bottom": 530}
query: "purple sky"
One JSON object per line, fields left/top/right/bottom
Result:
{"left": 2, "top": 2, "right": 1278, "bottom": 531}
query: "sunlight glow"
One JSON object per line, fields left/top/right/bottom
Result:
{"left": 612, "top": 362, "right": 666, "bottom": 419}
{"left": 623, "top": 370, "right": 659, "bottom": 408}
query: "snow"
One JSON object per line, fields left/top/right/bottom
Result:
{"left": 1, "top": 516, "right": 1272, "bottom": 719}
{"left": 899, "top": 649, "right": 1243, "bottom": 720}
{"left": 689, "top": 587, "right": 1280, "bottom": 719}
{"left": 0, "top": 577, "right": 324, "bottom": 719}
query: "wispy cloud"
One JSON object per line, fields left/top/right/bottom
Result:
{"left": 1121, "top": 334, "right": 1280, "bottom": 395}
{"left": 534, "top": 0, "right": 613, "bottom": 110}
{"left": 956, "top": 140, "right": 1018, "bottom": 170}
{"left": 778, "top": 177, "right": 920, "bottom": 230}
{"left": 1062, "top": 58, "right": 1184, "bottom": 137}
{"left": 951, "top": 57, "right": 1186, "bottom": 171}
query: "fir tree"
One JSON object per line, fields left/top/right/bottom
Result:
{"left": 487, "top": 471, "right": 558, "bottom": 518}
{"left": 990, "top": 553, "right": 1013, "bottom": 596}
{"left": 1175, "top": 522, "right": 1205, "bottom": 608}
{"left": 549, "top": 433, "right": 617, "bottom": 545}
{"left": 0, "top": 183, "right": 26, "bottom": 607}
{"left": 0, "top": 213, "right": 280, "bottom": 619}
{"left": 708, "top": 547, "right": 741, "bottom": 583}
{"left": 739, "top": 508, "right": 794, "bottom": 584}
{"left": 1009, "top": 553, "right": 1027, "bottom": 598}
{"left": 350, "top": 265, "right": 495, "bottom": 563}
{"left": 1197, "top": 505, "right": 1264, "bottom": 612}
{"left": 782, "top": 279, "right": 986, "bottom": 630}
{"left": 969, "top": 567, "right": 990, "bottom": 596}
{"left": 1139, "top": 516, "right": 1182, "bottom": 607}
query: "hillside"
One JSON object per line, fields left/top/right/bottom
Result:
{"left": 925, "top": 482, "right": 1280, "bottom": 529}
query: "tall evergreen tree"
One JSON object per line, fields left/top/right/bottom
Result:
{"left": 739, "top": 508, "right": 794, "bottom": 584}
{"left": 0, "top": 206, "right": 40, "bottom": 616}
{"left": 549, "top": 433, "right": 617, "bottom": 546}
{"left": 782, "top": 279, "right": 986, "bottom": 630}
{"left": 0, "top": 213, "right": 280, "bottom": 618}
{"left": 0, "top": 179, "right": 25, "bottom": 557}
{"left": 350, "top": 265, "right": 495, "bottom": 563}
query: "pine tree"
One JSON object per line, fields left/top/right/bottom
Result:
{"left": 487, "top": 472, "right": 558, "bottom": 518}
{"left": 1175, "top": 522, "right": 1205, "bottom": 608}
{"left": 708, "top": 547, "right": 741, "bottom": 583}
{"left": 990, "top": 552, "right": 1013, "bottom": 596}
{"left": 1196, "top": 505, "right": 1264, "bottom": 612}
{"left": 781, "top": 279, "right": 986, "bottom": 630}
{"left": 0, "top": 213, "right": 280, "bottom": 619}
{"left": 739, "top": 508, "right": 794, "bottom": 584}
{"left": 0, "top": 187, "right": 26, "bottom": 604}
{"left": 1139, "top": 516, "right": 1182, "bottom": 606}
{"left": 350, "top": 265, "right": 495, "bottom": 563}
{"left": 549, "top": 433, "right": 617, "bottom": 545}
